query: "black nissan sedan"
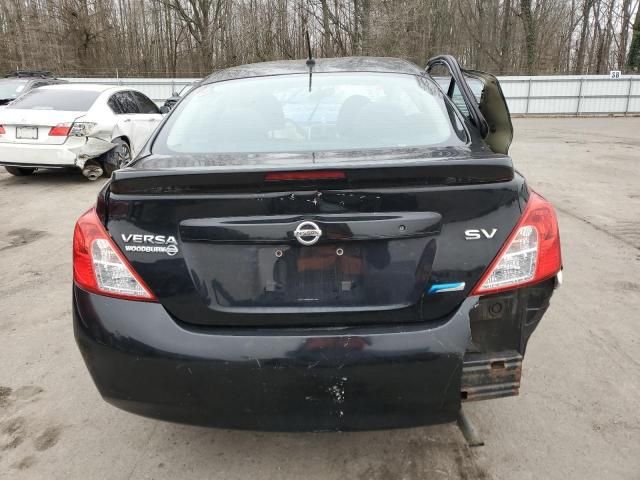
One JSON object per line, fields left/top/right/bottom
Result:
{"left": 72, "top": 56, "right": 562, "bottom": 431}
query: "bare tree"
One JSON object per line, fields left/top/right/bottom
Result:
{"left": 161, "top": 0, "right": 226, "bottom": 73}
{"left": 628, "top": 0, "right": 640, "bottom": 69}
{"left": 0, "top": 0, "right": 637, "bottom": 77}
{"left": 519, "top": 0, "right": 537, "bottom": 74}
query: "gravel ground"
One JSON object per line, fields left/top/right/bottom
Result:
{"left": 0, "top": 117, "right": 638, "bottom": 480}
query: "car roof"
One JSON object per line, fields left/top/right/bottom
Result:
{"left": 203, "top": 57, "right": 424, "bottom": 84}
{"left": 0, "top": 77, "right": 34, "bottom": 83}
{"left": 4, "top": 70, "right": 55, "bottom": 79}
{"left": 36, "top": 83, "right": 122, "bottom": 93}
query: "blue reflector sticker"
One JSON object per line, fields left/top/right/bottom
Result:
{"left": 427, "top": 282, "right": 466, "bottom": 294}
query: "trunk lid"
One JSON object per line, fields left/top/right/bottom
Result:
{"left": 105, "top": 147, "right": 524, "bottom": 327}
{"left": 0, "top": 109, "right": 85, "bottom": 145}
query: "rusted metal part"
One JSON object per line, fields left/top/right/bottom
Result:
{"left": 461, "top": 350, "right": 522, "bottom": 402}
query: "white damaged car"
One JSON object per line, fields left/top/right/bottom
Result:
{"left": 0, "top": 84, "right": 163, "bottom": 180}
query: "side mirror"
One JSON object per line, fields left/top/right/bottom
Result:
{"left": 159, "top": 105, "right": 170, "bottom": 114}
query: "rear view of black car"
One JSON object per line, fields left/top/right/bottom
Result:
{"left": 73, "top": 56, "right": 562, "bottom": 431}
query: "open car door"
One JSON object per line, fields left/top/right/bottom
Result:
{"left": 426, "top": 55, "right": 513, "bottom": 155}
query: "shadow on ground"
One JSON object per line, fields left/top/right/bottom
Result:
{"left": 113, "top": 418, "right": 489, "bottom": 480}
{"left": 0, "top": 168, "right": 106, "bottom": 186}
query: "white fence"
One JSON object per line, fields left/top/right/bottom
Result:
{"left": 64, "top": 74, "right": 640, "bottom": 116}
{"left": 499, "top": 75, "right": 640, "bottom": 115}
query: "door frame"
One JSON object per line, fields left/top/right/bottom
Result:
{"left": 426, "top": 55, "right": 489, "bottom": 138}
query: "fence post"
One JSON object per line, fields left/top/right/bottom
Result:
{"left": 525, "top": 77, "right": 532, "bottom": 114}
{"left": 576, "top": 77, "right": 584, "bottom": 116}
{"left": 625, "top": 77, "right": 633, "bottom": 116}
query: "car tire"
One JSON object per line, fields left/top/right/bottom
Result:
{"left": 102, "top": 138, "right": 132, "bottom": 177}
{"left": 4, "top": 166, "right": 36, "bottom": 176}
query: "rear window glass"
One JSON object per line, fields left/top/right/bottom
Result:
{"left": 153, "top": 73, "right": 466, "bottom": 155}
{"left": 9, "top": 89, "right": 100, "bottom": 111}
{"left": 433, "top": 76, "right": 484, "bottom": 117}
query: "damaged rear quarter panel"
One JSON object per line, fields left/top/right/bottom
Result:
{"left": 67, "top": 125, "right": 116, "bottom": 167}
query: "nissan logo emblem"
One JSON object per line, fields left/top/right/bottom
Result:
{"left": 293, "top": 221, "right": 322, "bottom": 246}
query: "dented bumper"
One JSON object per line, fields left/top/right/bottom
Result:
{"left": 73, "top": 286, "right": 473, "bottom": 432}
{"left": 73, "top": 275, "right": 555, "bottom": 431}
{"left": 0, "top": 137, "right": 114, "bottom": 169}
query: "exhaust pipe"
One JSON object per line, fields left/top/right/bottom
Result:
{"left": 82, "top": 161, "right": 104, "bottom": 181}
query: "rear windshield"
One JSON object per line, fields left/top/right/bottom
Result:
{"left": 153, "top": 73, "right": 467, "bottom": 155}
{"left": 9, "top": 89, "right": 99, "bottom": 111}
{"left": 0, "top": 80, "right": 29, "bottom": 100}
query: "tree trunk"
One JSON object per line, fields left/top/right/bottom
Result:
{"left": 320, "top": 0, "right": 331, "bottom": 57}
{"left": 360, "top": 0, "right": 370, "bottom": 55}
{"left": 520, "top": 0, "right": 536, "bottom": 74}
{"left": 498, "top": 0, "right": 512, "bottom": 74}
{"left": 628, "top": 2, "right": 640, "bottom": 70}
{"left": 618, "top": 0, "right": 632, "bottom": 69}
{"left": 575, "top": 0, "right": 594, "bottom": 74}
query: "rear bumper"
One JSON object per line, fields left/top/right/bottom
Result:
{"left": 0, "top": 142, "right": 79, "bottom": 167}
{"left": 73, "top": 286, "right": 474, "bottom": 431}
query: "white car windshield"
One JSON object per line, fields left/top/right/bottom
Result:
{"left": 154, "top": 73, "right": 467, "bottom": 154}
{"left": 9, "top": 89, "right": 100, "bottom": 111}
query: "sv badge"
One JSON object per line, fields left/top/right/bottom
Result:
{"left": 465, "top": 228, "right": 497, "bottom": 240}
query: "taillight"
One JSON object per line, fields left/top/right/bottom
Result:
{"left": 0, "top": 125, "right": 5, "bottom": 135}
{"left": 471, "top": 191, "right": 562, "bottom": 295}
{"left": 49, "top": 123, "right": 71, "bottom": 136}
{"left": 265, "top": 170, "right": 346, "bottom": 182}
{"left": 73, "top": 208, "right": 156, "bottom": 301}
{"left": 70, "top": 122, "right": 97, "bottom": 137}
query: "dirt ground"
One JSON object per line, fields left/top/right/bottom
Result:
{"left": 0, "top": 117, "right": 638, "bottom": 479}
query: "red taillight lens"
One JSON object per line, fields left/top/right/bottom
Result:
{"left": 73, "top": 208, "right": 156, "bottom": 301}
{"left": 49, "top": 124, "right": 71, "bottom": 136}
{"left": 471, "top": 191, "right": 562, "bottom": 295}
{"left": 264, "top": 170, "right": 346, "bottom": 182}
{"left": 0, "top": 125, "right": 5, "bottom": 135}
